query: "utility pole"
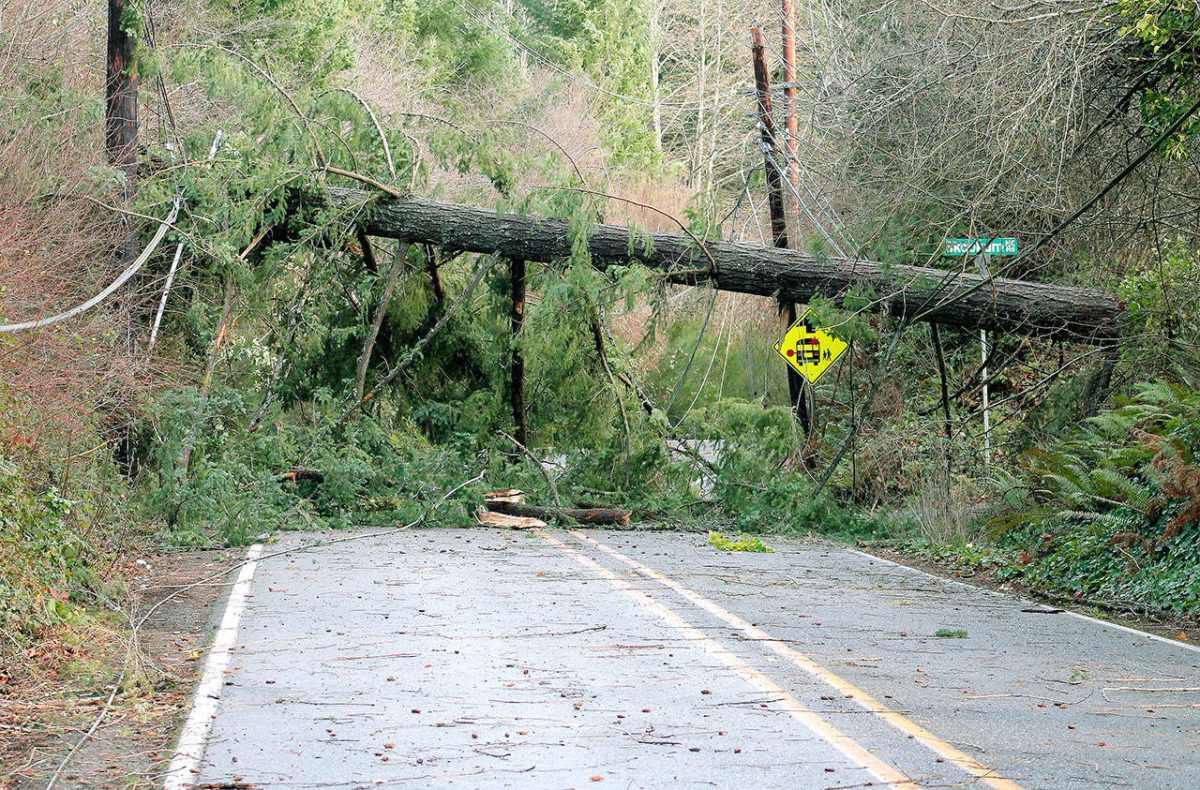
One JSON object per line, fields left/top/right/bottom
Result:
{"left": 781, "top": 0, "right": 801, "bottom": 201}
{"left": 751, "top": 27, "right": 810, "bottom": 436}
{"left": 106, "top": 0, "right": 138, "bottom": 193}
{"left": 751, "top": 29, "right": 788, "bottom": 249}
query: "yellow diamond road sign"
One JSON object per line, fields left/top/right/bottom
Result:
{"left": 773, "top": 311, "right": 849, "bottom": 385}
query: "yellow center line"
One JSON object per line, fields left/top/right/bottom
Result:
{"left": 540, "top": 531, "right": 917, "bottom": 788}
{"left": 569, "top": 530, "right": 1023, "bottom": 790}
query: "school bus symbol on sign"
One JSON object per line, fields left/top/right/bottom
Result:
{"left": 773, "top": 312, "right": 849, "bottom": 385}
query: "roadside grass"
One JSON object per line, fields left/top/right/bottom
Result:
{"left": 1, "top": 547, "right": 239, "bottom": 788}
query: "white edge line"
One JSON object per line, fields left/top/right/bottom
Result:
{"left": 163, "top": 544, "right": 265, "bottom": 790}
{"left": 844, "top": 546, "right": 1200, "bottom": 656}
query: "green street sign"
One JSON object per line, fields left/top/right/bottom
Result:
{"left": 942, "top": 237, "right": 1018, "bottom": 256}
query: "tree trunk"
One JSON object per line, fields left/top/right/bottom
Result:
{"left": 354, "top": 241, "right": 408, "bottom": 404}
{"left": 107, "top": 0, "right": 140, "bottom": 357}
{"left": 329, "top": 188, "right": 1124, "bottom": 343}
{"left": 510, "top": 258, "right": 528, "bottom": 446}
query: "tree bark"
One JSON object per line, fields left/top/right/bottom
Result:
{"left": 277, "top": 468, "right": 326, "bottom": 484}
{"left": 485, "top": 500, "right": 632, "bottom": 526}
{"left": 930, "top": 323, "right": 953, "bottom": 441}
{"left": 328, "top": 188, "right": 1124, "bottom": 343}
{"left": 424, "top": 243, "right": 446, "bottom": 304}
{"left": 107, "top": 0, "right": 140, "bottom": 356}
{"left": 354, "top": 241, "right": 408, "bottom": 405}
{"left": 510, "top": 258, "right": 528, "bottom": 446}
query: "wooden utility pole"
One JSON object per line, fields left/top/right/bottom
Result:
{"left": 781, "top": 0, "right": 801, "bottom": 200}
{"left": 752, "top": 27, "right": 810, "bottom": 435}
{"left": 107, "top": 0, "right": 139, "bottom": 364}
{"left": 510, "top": 259, "right": 528, "bottom": 446}
{"left": 751, "top": 29, "right": 788, "bottom": 249}
{"left": 106, "top": 0, "right": 138, "bottom": 192}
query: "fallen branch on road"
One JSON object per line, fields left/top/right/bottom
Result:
{"left": 485, "top": 499, "right": 632, "bottom": 526}
{"left": 477, "top": 510, "right": 547, "bottom": 529}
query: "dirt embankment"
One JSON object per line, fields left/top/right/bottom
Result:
{"left": 2, "top": 548, "right": 241, "bottom": 789}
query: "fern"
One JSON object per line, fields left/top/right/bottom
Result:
{"left": 1055, "top": 509, "right": 1138, "bottom": 529}
{"left": 1003, "top": 380, "right": 1200, "bottom": 545}
{"left": 1087, "top": 408, "right": 1143, "bottom": 437}
{"left": 1134, "top": 380, "right": 1185, "bottom": 408}
{"left": 1089, "top": 468, "right": 1152, "bottom": 511}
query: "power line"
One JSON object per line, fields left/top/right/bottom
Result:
{"left": 0, "top": 198, "right": 181, "bottom": 334}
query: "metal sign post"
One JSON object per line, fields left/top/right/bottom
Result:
{"left": 979, "top": 253, "right": 991, "bottom": 468}
{"left": 942, "top": 237, "right": 1018, "bottom": 468}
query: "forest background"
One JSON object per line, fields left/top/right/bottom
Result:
{"left": 3, "top": 0, "right": 1200, "bottom": 737}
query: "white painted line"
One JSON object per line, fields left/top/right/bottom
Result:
{"left": 844, "top": 547, "right": 1200, "bottom": 656}
{"left": 163, "top": 544, "right": 264, "bottom": 790}
{"left": 541, "top": 531, "right": 916, "bottom": 788}
{"left": 1060, "top": 609, "right": 1200, "bottom": 654}
{"left": 573, "top": 531, "right": 1022, "bottom": 790}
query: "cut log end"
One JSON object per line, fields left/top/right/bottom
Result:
{"left": 277, "top": 468, "right": 326, "bottom": 484}
{"left": 477, "top": 510, "right": 547, "bottom": 530}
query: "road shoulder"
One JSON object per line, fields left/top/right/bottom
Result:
{"left": 1, "top": 547, "right": 241, "bottom": 789}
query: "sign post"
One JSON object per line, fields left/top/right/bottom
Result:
{"left": 941, "top": 237, "right": 1018, "bottom": 467}
{"left": 978, "top": 254, "right": 992, "bottom": 467}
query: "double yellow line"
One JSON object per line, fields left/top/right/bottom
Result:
{"left": 550, "top": 530, "right": 1022, "bottom": 790}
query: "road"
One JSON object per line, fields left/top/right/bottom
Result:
{"left": 168, "top": 528, "right": 1200, "bottom": 789}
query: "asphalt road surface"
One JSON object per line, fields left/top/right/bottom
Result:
{"left": 169, "top": 528, "right": 1200, "bottom": 789}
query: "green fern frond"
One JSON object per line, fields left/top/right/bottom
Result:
{"left": 1107, "top": 446, "right": 1155, "bottom": 471}
{"left": 1088, "top": 468, "right": 1152, "bottom": 510}
{"left": 1133, "top": 380, "right": 1184, "bottom": 409}
{"left": 985, "top": 506, "right": 1052, "bottom": 537}
{"left": 1055, "top": 509, "right": 1136, "bottom": 529}
{"left": 1086, "top": 409, "right": 1142, "bottom": 437}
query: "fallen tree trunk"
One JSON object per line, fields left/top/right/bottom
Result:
{"left": 326, "top": 188, "right": 1123, "bottom": 342}
{"left": 485, "top": 500, "right": 632, "bottom": 526}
